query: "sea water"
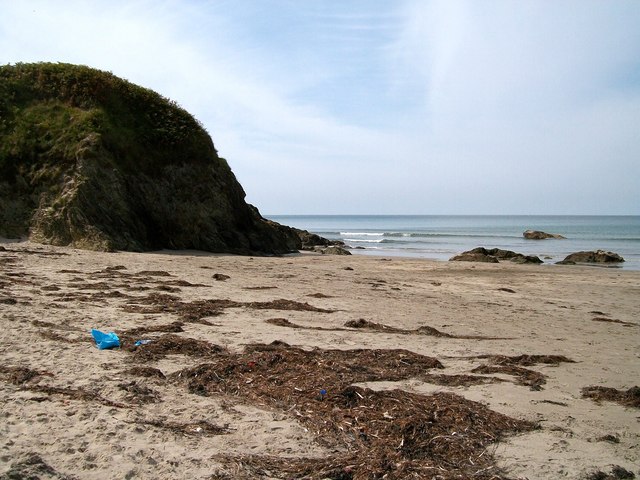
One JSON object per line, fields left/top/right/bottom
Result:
{"left": 267, "top": 215, "right": 640, "bottom": 270}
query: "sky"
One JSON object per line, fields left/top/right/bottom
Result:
{"left": 1, "top": 0, "right": 639, "bottom": 215}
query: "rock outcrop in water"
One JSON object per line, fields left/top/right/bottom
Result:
{"left": 0, "top": 63, "right": 300, "bottom": 254}
{"left": 450, "top": 247, "right": 542, "bottom": 264}
{"left": 523, "top": 230, "right": 566, "bottom": 240}
{"left": 557, "top": 250, "right": 625, "bottom": 265}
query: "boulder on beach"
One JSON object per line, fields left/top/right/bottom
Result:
{"left": 557, "top": 250, "right": 625, "bottom": 265}
{"left": 319, "top": 245, "right": 352, "bottom": 256}
{"left": 523, "top": 230, "right": 566, "bottom": 240}
{"left": 0, "top": 62, "right": 299, "bottom": 254}
{"left": 450, "top": 252, "right": 499, "bottom": 263}
{"left": 450, "top": 247, "right": 542, "bottom": 264}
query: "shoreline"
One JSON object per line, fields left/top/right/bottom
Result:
{"left": 1, "top": 241, "right": 638, "bottom": 479}
{"left": 345, "top": 247, "right": 638, "bottom": 270}
{"left": 269, "top": 214, "right": 640, "bottom": 271}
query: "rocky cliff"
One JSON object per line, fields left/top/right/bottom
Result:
{"left": 0, "top": 63, "right": 299, "bottom": 254}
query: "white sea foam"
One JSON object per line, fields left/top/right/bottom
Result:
{"left": 344, "top": 238, "right": 384, "bottom": 243}
{"left": 340, "top": 232, "right": 383, "bottom": 236}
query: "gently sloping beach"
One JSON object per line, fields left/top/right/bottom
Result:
{"left": 0, "top": 241, "right": 638, "bottom": 479}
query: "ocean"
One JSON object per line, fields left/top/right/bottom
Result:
{"left": 267, "top": 215, "right": 640, "bottom": 270}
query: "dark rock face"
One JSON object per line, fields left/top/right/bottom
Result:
{"left": 450, "top": 252, "right": 499, "bottom": 263}
{"left": 319, "top": 245, "right": 352, "bottom": 256}
{"left": 450, "top": 247, "right": 542, "bottom": 264}
{"left": 291, "top": 227, "right": 346, "bottom": 250}
{"left": 296, "top": 229, "right": 334, "bottom": 249}
{"left": 557, "top": 250, "right": 625, "bottom": 265}
{"left": 523, "top": 230, "right": 566, "bottom": 240}
{"left": 0, "top": 63, "right": 295, "bottom": 254}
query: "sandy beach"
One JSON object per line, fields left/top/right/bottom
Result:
{"left": 1, "top": 241, "right": 638, "bottom": 479}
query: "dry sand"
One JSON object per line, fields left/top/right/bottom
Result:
{"left": 0, "top": 240, "right": 638, "bottom": 479}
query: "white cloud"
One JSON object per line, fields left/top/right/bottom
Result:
{"left": 1, "top": 0, "right": 639, "bottom": 214}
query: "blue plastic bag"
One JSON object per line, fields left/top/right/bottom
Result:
{"left": 91, "top": 329, "right": 120, "bottom": 350}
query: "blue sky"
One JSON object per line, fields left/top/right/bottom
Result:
{"left": 1, "top": 0, "right": 639, "bottom": 214}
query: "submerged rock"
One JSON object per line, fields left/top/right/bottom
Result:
{"left": 557, "top": 250, "right": 625, "bottom": 265}
{"left": 450, "top": 247, "right": 542, "bottom": 264}
{"left": 523, "top": 230, "right": 566, "bottom": 240}
{"left": 0, "top": 63, "right": 297, "bottom": 254}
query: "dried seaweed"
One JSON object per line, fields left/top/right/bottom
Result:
{"left": 582, "top": 386, "right": 640, "bottom": 408}
{"left": 41, "top": 285, "right": 61, "bottom": 291}
{"left": 176, "top": 343, "right": 443, "bottom": 403}
{"left": 592, "top": 317, "right": 638, "bottom": 327}
{"left": 596, "top": 434, "right": 620, "bottom": 444}
{"left": 123, "top": 295, "right": 334, "bottom": 323}
{"left": 246, "top": 299, "right": 335, "bottom": 313}
{"left": 344, "top": 318, "right": 406, "bottom": 333}
{"left": 163, "top": 279, "right": 209, "bottom": 287}
{"left": 135, "top": 270, "right": 172, "bottom": 276}
{"left": 123, "top": 366, "right": 166, "bottom": 379}
{"left": 67, "top": 281, "right": 114, "bottom": 290}
{"left": 51, "top": 289, "right": 134, "bottom": 303}
{"left": 176, "top": 299, "right": 240, "bottom": 323}
{"left": 422, "top": 373, "right": 505, "bottom": 387}
{"left": 265, "top": 318, "right": 343, "bottom": 331}
{"left": 21, "top": 384, "right": 129, "bottom": 408}
{"left": 155, "top": 285, "right": 181, "bottom": 293}
{"left": 586, "top": 465, "right": 636, "bottom": 480}
{"left": 265, "top": 318, "right": 303, "bottom": 328}
{"left": 118, "top": 381, "right": 161, "bottom": 403}
{"left": 105, "top": 265, "right": 127, "bottom": 271}
{"left": 134, "top": 418, "right": 230, "bottom": 436}
{"left": 119, "top": 321, "right": 186, "bottom": 350}
{"left": 536, "top": 399, "right": 568, "bottom": 407}
{"left": 172, "top": 342, "right": 532, "bottom": 479}
{"left": 471, "top": 365, "right": 547, "bottom": 390}
{"left": 129, "top": 334, "right": 227, "bottom": 362}
{"left": 471, "top": 354, "right": 575, "bottom": 366}
{"left": 344, "top": 319, "right": 509, "bottom": 340}
{"left": 0, "top": 365, "right": 53, "bottom": 385}
{"left": 265, "top": 318, "right": 508, "bottom": 341}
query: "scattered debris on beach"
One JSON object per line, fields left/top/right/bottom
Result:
{"left": 165, "top": 341, "right": 533, "bottom": 479}
{"left": 592, "top": 317, "right": 638, "bottom": 327}
{"left": 582, "top": 386, "right": 640, "bottom": 408}
{"left": 264, "top": 317, "right": 511, "bottom": 340}
{"left": 131, "top": 418, "right": 230, "bottom": 436}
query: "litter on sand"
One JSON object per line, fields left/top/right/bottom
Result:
{"left": 91, "top": 329, "right": 120, "bottom": 350}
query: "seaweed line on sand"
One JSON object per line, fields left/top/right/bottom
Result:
{"left": 265, "top": 317, "right": 512, "bottom": 340}
{"left": 122, "top": 294, "right": 335, "bottom": 324}
{"left": 582, "top": 386, "right": 640, "bottom": 408}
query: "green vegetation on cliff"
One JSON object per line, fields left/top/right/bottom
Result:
{"left": 0, "top": 62, "right": 298, "bottom": 253}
